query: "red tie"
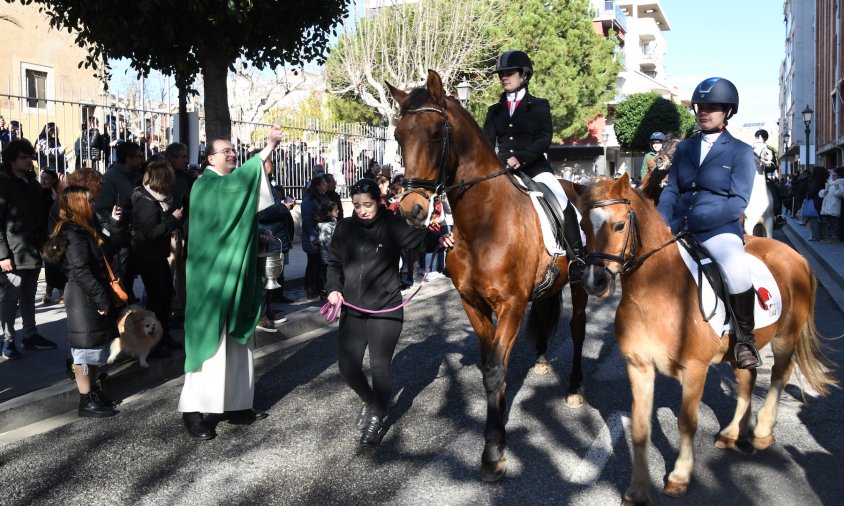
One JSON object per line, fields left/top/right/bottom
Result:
{"left": 508, "top": 99, "right": 520, "bottom": 115}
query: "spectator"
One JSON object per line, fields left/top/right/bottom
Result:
{"left": 129, "top": 160, "right": 184, "bottom": 357}
{"left": 39, "top": 169, "right": 65, "bottom": 304}
{"left": 316, "top": 200, "right": 340, "bottom": 296}
{"left": 301, "top": 174, "right": 328, "bottom": 299}
{"left": 376, "top": 176, "right": 390, "bottom": 207}
{"left": 43, "top": 185, "right": 121, "bottom": 417}
{"left": 1, "top": 120, "right": 23, "bottom": 145}
{"left": 804, "top": 166, "right": 827, "bottom": 241}
{"left": 94, "top": 141, "right": 144, "bottom": 294}
{"left": 324, "top": 173, "right": 344, "bottom": 219}
{"left": 78, "top": 117, "right": 106, "bottom": 170}
{"left": 819, "top": 167, "right": 844, "bottom": 243}
{"left": 165, "top": 142, "right": 194, "bottom": 326}
{"left": 0, "top": 116, "right": 8, "bottom": 146}
{"left": 1, "top": 139, "right": 57, "bottom": 360}
{"left": 36, "top": 122, "right": 66, "bottom": 174}
{"left": 363, "top": 159, "right": 380, "bottom": 180}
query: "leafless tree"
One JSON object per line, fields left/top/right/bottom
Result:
{"left": 326, "top": 0, "right": 502, "bottom": 125}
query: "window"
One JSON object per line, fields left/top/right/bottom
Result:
{"left": 25, "top": 69, "right": 48, "bottom": 109}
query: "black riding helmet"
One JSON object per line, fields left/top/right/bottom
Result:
{"left": 495, "top": 50, "right": 533, "bottom": 81}
{"left": 691, "top": 77, "right": 739, "bottom": 119}
{"left": 754, "top": 129, "right": 769, "bottom": 141}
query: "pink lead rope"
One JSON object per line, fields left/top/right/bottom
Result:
{"left": 319, "top": 247, "right": 441, "bottom": 324}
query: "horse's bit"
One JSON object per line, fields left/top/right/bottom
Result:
{"left": 584, "top": 198, "right": 682, "bottom": 278}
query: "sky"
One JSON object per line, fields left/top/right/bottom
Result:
{"left": 660, "top": 0, "right": 783, "bottom": 127}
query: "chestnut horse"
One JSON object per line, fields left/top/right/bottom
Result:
{"left": 577, "top": 174, "right": 837, "bottom": 504}
{"left": 388, "top": 70, "right": 588, "bottom": 482}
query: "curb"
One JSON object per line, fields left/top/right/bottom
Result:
{"left": 0, "top": 302, "right": 331, "bottom": 435}
{"left": 781, "top": 219, "right": 844, "bottom": 316}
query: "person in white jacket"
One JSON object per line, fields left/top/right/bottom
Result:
{"left": 819, "top": 167, "right": 844, "bottom": 242}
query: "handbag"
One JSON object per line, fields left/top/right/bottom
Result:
{"left": 800, "top": 199, "right": 818, "bottom": 219}
{"left": 98, "top": 246, "right": 129, "bottom": 307}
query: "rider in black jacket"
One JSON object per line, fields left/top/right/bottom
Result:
{"left": 326, "top": 178, "right": 452, "bottom": 448}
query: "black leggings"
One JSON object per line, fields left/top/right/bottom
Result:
{"left": 338, "top": 309, "right": 403, "bottom": 418}
{"left": 305, "top": 253, "right": 323, "bottom": 294}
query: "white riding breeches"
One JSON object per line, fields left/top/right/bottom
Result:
{"left": 532, "top": 171, "right": 569, "bottom": 210}
{"left": 700, "top": 233, "right": 752, "bottom": 294}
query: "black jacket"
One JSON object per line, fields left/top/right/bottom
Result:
{"left": 43, "top": 222, "right": 115, "bottom": 348}
{"left": 326, "top": 207, "right": 439, "bottom": 313}
{"left": 0, "top": 169, "right": 47, "bottom": 269}
{"left": 483, "top": 91, "right": 553, "bottom": 178}
{"left": 129, "top": 186, "right": 180, "bottom": 264}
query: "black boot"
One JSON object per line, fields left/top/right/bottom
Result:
{"left": 92, "top": 385, "right": 121, "bottom": 407}
{"left": 360, "top": 415, "right": 385, "bottom": 447}
{"left": 730, "top": 288, "right": 762, "bottom": 369}
{"left": 563, "top": 204, "right": 586, "bottom": 282}
{"left": 78, "top": 392, "right": 117, "bottom": 418}
{"left": 183, "top": 412, "right": 216, "bottom": 440}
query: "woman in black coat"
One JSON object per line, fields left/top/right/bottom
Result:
{"left": 325, "top": 179, "right": 453, "bottom": 447}
{"left": 43, "top": 185, "right": 120, "bottom": 418}
{"left": 129, "top": 160, "right": 183, "bottom": 353}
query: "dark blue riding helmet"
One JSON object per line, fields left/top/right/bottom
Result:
{"left": 691, "top": 77, "right": 739, "bottom": 119}
{"left": 649, "top": 132, "right": 666, "bottom": 142}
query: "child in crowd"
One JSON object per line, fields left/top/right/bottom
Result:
{"left": 316, "top": 200, "right": 340, "bottom": 297}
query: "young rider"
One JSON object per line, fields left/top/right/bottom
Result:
{"left": 656, "top": 77, "right": 761, "bottom": 369}
{"left": 482, "top": 50, "right": 586, "bottom": 281}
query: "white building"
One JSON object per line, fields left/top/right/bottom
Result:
{"left": 778, "top": 0, "right": 816, "bottom": 175}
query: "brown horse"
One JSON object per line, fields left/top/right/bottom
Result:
{"left": 388, "top": 70, "right": 589, "bottom": 482}
{"left": 577, "top": 174, "right": 837, "bottom": 504}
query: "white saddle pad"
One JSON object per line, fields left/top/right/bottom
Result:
{"left": 677, "top": 243, "right": 782, "bottom": 337}
{"left": 512, "top": 177, "right": 585, "bottom": 256}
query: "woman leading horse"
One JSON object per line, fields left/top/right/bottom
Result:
{"left": 388, "top": 69, "right": 588, "bottom": 482}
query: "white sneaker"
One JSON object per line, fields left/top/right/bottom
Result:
{"left": 426, "top": 272, "right": 444, "bottom": 280}
{"left": 256, "top": 318, "right": 277, "bottom": 333}
{"left": 273, "top": 314, "right": 288, "bottom": 324}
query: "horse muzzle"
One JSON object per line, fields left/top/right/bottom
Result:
{"left": 582, "top": 264, "right": 617, "bottom": 298}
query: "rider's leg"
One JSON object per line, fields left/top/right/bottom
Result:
{"left": 532, "top": 172, "right": 586, "bottom": 281}
{"left": 701, "top": 233, "right": 761, "bottom": 369}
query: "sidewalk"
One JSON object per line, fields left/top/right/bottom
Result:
{"left": 780, "top": 214, "right": 844, "bottom": 315}
{"left": 0, "top": 245, "right": 325, "bottom": 433}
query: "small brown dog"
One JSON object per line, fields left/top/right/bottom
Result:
{"left": 107, "top": 305, "right": 163, "bottom": 368}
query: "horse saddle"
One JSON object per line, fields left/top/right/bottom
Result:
{"left": 510, "top": 172, "right": 579, "bottom": 256}
{"left": 676, "top": 236, "right": 782, "bottom": 337}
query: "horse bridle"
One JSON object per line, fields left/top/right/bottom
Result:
{"left": 399, "top": 106, "right": 517, "bottom": 216}
{"left": 400, "top": 107, "right": 454, "bottom": 201}
{"left": 585, "top": 198, "right": 683, "bottom": 277}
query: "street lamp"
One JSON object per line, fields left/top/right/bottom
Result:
{"left": 781, "top": 130, "right": 790, "bottom": 175}
{"left": 802, "top": 105, "right": 813, "bottom": 172}
{"left": 456, "top": 81, "right": 472, "bottom": 108}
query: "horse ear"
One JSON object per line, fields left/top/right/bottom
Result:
{"left": 426, "top": 69, "right": 446, "bottom": 106}
{"left": 386, "top": 82, "right": 408, "bottom": 105}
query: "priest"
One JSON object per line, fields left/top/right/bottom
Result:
{"left": 178, "top": 126, "right": 282, "bottom": 440}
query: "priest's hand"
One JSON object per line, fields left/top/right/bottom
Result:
{"left": 267, "top": 125, "right": 283, "bottom": 149}
{"left": 327, "top": 291, "right": 344, "bottom": 306}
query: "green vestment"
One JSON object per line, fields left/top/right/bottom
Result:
{"left": 183, "top": 155, "right": 264, "bottom": 373}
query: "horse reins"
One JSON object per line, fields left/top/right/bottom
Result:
{"left": 584, "top": 198, "right": 683, "bottom": 276}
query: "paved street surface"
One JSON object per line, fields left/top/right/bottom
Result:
{"left": 1, "top": 232, "right": 843, "bottom": 505}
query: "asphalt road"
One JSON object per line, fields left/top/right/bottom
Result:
{"left": 1, "top": 263, "right": 843, "bottom": 505}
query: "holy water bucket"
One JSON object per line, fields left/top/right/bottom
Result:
{"left": 257, "top": 239, "right": 284, "bottom": 290}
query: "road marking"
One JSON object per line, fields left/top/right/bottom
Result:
{"left": 569, "top": 411, "right": 630, "bottom": 485}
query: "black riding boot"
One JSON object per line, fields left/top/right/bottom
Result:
{"left": 563, "top": 204, "right": 586, "bottom": 282}
{"left": 730, "top": 288, "right": 762, "bottom": 369}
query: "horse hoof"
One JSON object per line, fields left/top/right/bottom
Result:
{"left": 532, "top": 362, "right": 552, "bottom": 375}
{"left": 621, "top": 492, "right": 653, "bottom": 506}
{"left": 663, "top": 480, "right": 688, "bottom": 497}
{"left": 480, "top": 458, "right": 507, "bottom": 483}
{"left": 565, "top": 392, "right": 584, "bottom": 408}
{"left": 752, "top": 434, "right": 775, "bottom": 450}
{"left": 715, "top": 434, "right": 737, "bottom": 449}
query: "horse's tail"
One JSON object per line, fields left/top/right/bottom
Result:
{"left": 526, "top": 289, "right": 562, "bottom": 345}
{"left": 793, "top": 273, "right": 839, "bottom": 397}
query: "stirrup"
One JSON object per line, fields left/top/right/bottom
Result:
{"left": 734, "top": 342, "right": 762, "bottom": 369}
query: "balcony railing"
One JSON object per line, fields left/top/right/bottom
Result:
{"left": 595, "top": 1, "right": 628, "bottom": 33}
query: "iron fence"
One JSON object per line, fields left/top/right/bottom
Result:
{"left": 0, "top": 84, "right": 393, "bottom": 199}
